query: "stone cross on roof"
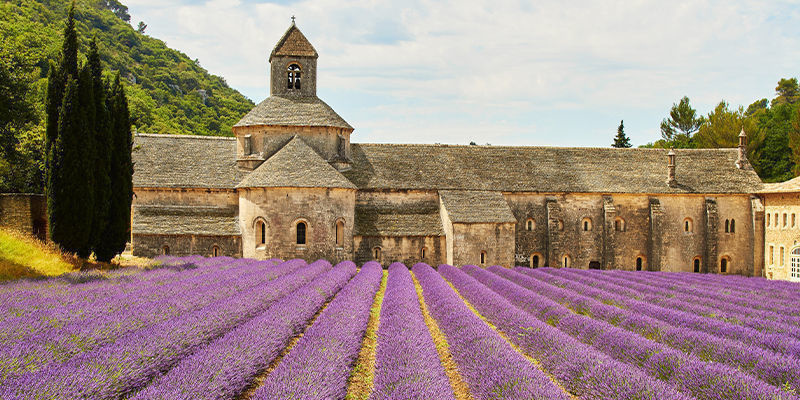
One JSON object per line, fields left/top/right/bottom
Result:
{"left": 291, "top": 16, "right": 295, "bottom": 25}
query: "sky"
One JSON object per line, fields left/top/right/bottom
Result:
{"left": 124, "top": 0, "right": 800, "bottom": 147}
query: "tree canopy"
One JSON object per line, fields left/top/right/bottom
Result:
{"left": 612, "top": 120, "right": 631, "bottom": 148}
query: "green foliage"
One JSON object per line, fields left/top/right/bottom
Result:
{"left": 773, "top": 78, "right": 799, "bottom": 106}
{"left": 612, "top": 120, "right": 631, "bottom": 148}
{"left": 660, "top": 96, "right": 705, "bottom": 149}
{"left": 1, "top": 0, "right": 254, "bottom": 193}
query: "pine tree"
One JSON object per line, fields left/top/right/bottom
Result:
{"left": 88, "top": 39, "right": 114, "bottom": 261}
{"left": 612, "top": 120, "right": 632, "bottom": 148}
{"left": 100, "top": 73, "right": 133, "bottom": 260}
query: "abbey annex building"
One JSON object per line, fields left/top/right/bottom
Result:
{"left": 129, "top": 24, "right": 768, "bottom": 276}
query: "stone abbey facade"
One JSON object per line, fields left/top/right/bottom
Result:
{"left": 130, "top": 23, "right": 767, "bottom": 275}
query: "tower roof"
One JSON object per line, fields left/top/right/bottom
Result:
{"left": 270, "top": 23, "right": 318, "bottom": 61}
{"left": 233, "top": 95, "right": 352, "bottom": 129}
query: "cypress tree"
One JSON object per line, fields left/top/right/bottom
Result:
{"left": 100, "top": 74, "right": 133, "bottom": 260}
{"left": 612, "top": 120, "right": 632, "bottom": 148}
{"left": 88, "top": 39, "right": 114, "bottom": 261}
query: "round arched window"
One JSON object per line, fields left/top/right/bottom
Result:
{"left": 287, "top": 63, "right": 301, "bottom": 90}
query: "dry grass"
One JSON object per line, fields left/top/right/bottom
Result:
{"left": 443, "top": 278, "right": 578, "bottom": 400}
{"left": 0, "top": 228, "right": 74, "bottom": 281}
{"left": 345, "top": 269, "right": 388, "bottom": 400}
{"left": 411, "top": 271, "right": 473, "bottom": 400}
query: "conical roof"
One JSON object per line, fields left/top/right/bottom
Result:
{"left": 270, "top": 24, "right": 317, "bottom": 61}
{"left": 237, "top": 136, "right": 356, "bottom": 189}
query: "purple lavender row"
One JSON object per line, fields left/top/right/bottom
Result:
{"left": 602, "top": 269, "right": 800, "bottom": 319}
{"left": 649, "top": 269, "right": 800, "bottom": 301}
{"left": 370, "top": 263, "right": 455, "bottom": 400}
{"left": 251, "top": 261, "right": 383, "bottom": 400}
{"left": 0, "top": 255, "right": 228, "bottom": 320}
{"left": 560, "top": 268, "right": 800, "bottom": 338}
{"left": 505, "top": 267, "right": 800, "bottom": 391}
{"left": 0, "top": 258, "right": 299, "bottom": 383}
{"left": 470, "top": 266, "right": 790, "bottom": 400}
{"left": 1, "top": 260, "right": 331, "bottom": 399}
{"left": 133, "top": 261, "right": 358, "bottom": 400}
{"left": 413, "top": 263, "right": 572, "bottom": 400}
{"left": 439, "top": 265, "right": 687, "bottom": 400}
{"left": 530, "top": 268, "right": 800, "bottom": 360}
{"left": 0, "top": 258, "right": 267, "bottom": 343}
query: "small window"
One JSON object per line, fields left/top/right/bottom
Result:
{"left": 775, "top": 213, "right": 779, "bottom": 227}
{"left": 636, "top": 257, "right": 643, "bottom": 271}
{"left": 211, "top": 246, "right": 220, "bottom": 257}
{"left": 563, "top": 255, "right": 571, "bottom": 268}
{"left": 287, "top": 63, "right": 301, "bottom": 90}
{"left": 793, "top": 214, "right": 797, "bottom": 228}
{"left": 296, "top": 221, "right": 307, "bottom": 245}
{"left": 531, "top": 253, "right": 540, "bottom": 268}
{"left": 335, "top": 220, "right": 344, "bottom": 247}
{"left": 684, "top": 218, "right": 693, "bottom": 233}
{"left": 767, "top": 213, "right": 771, "bottom": 227}
{"left": 725, "top": 219, "right": 730, "bottom": 233}
{"left": 421, "top": 247, "right": 427, "bottom": 259}
{"left": 770, "top": 245, "right": 775, "bottom": 265}
{"left": 526, "top": 218, "right": 535, "bottom": 231}
{"left": 257, "top": 220, "right": 267, "bottom": 246}
{"left": 480, "top": 251, "right": 487, "bottom": 265}
{"left": 693, "top": 257, "right": 701, "bottom": 273}
{"left": 162, "top": 245, "right": 170, "bottom": 255}
{"left": 781, "top": 247, "right": 786, "bottom": 267}
{"left": 582, "top": 217, "right": 592, "bottom": 232}
{"left": 730, "top": 219, "right": 735, "bottom": 233}
{"left": 720, "top": 257, "right": 729, "bottom": 273}
{"left": 614, "top": 217, "right": 625, "bottom": 232}
{"left": 784, "top": 213, "right": 788, "bottom": 228}
{"left": 373, "top": 247, "right": 381, "bottom": 260}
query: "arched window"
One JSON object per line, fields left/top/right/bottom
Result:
{"left": 780, "top": 246, "right": 785, "bottom": 267}
{"left": 769, "top": 245, "right": 775, "bottom": 265}
{"left": 530, "top": 253, "right": 542, "bottom": 268}
{"left": 335, "top": 220, "right": 344, "bottom": 247}
{"left": 790, "top": 247, "right": 800, "bottom": 281}
{"left": 582, "top": 217, "right": 592, "bottom": 232}
{"left": 480, "top": 251, "right": 487, "bottom": 265}
{"left": 373, "top": 247, "right": 382, "bottom": 260}
{"left": 684, "top": 218, "right": 693, "bottom": 233}
{"left": 693, "top": 257, "right": 701, "bottom": 273}
{"left": 256, "top": 220, "right": 267, "bottom": 246}
{"left": 793, "top": 213, "right": 797, "bottom": 228}
{"left": 636, "top": 257, "right": 643, "bottom": 271}
{"left": 162, "top": 245, "right": 170, "bottom": 255}
{"left": 767, "top": 213, "right": 771, "bottom": 227}
{"left": 526, "top": 218, "right": 535, "bottom": 231}
{"left": 296, "top": 221, "right": 307, "bottom": 245}
{"left": 562, "top": 254, "right": 571, "bottom": 268}
{"left": 614, "top": 217, "right": 625, "bottom": 232}
{"left": 784, "top": 213, "right": 789, "bottom": 228}
{"left": 730, "top": 219, "right": 735, "bottom": 233}
{"left": 287, "top": 63, "right": 301, "bottom": 89}
{"left": 421, "top": 247, "right": 427, "bottom": 259}
{"left": 720, "top": 256, "right": 729, "bottom": 273}
{"left": 725, "top": 219, "right": 730, "bottom": 233}
{"left": 775, "top": 213, "right": 779, "bottom": 227}
{"left": 211, "top": 246, "right": 220, "bottom": 257}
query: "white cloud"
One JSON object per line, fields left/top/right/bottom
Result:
{"left": 124, "top": 0, "right": 800, "bottom": 146}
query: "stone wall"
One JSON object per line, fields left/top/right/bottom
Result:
{"left": 0, "top": 194, "right": 47, "bottom": 240}
{"left": 763, "top": 193, "right": 800, "bottom": 281}
{"left": 239, "top": 187, "right": 355, "bottom": 262}
{"left": 132, "top": 234, "right": 241, "bottom": 258}
{"left": 450, "top": 222, "right": 515, "bottom": 267}
{"left": 270, "top": 55, "right": 317, "bottom": 97}
{"left": 232, "top": 125, "right": 352, "bottom": 167}
{"left": 353, "top": 235, "right": 445, "bottom": 267}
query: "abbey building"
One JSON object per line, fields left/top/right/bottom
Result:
{"left": 130, "top": 23, "right": 766, "bottom": 275}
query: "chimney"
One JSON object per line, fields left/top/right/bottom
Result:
{"left": 736, "top": 128, "right": 747, "bottom": 169}
{"left": 243, "top": 134, "right": 252, "bottom": 155}
{"left": 667, "top": 148, "right": 677, "bottom": 187}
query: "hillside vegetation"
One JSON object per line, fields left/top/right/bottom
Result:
{"left": 1, "top": 0, "right": 255, "bottom": 192}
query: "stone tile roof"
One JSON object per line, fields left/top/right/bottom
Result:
{"left": 133, "top": 134, "right": 242, "bottom": 189}
{"left": 439, "top": 190, "right": 517, "bottom": 223}
{"left": 270, "top": 24, "right": 318, "bottom": 60}
{"left": 354, "top": 199, "right": 444, "bottom": 237}
{"left": 236, "top": 136, "right": 356, "bottom": 189}
{"left": 233, "top": 95, "right": 353, "bottom": 130}
{"left": 760, "top": 176, "right": 800, "bottom": 193}
{"left": 343, "top": 144, "right": 764, "bottom": 194}
{"left": 132, "top": 205, "right": 240, "bottom": 236}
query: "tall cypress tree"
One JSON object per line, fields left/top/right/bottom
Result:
{"left": 612, "top": 120, "right": 632, "bottom": 148}
{"left": 88, "top": 39, "right": 113, "bottom": 261}
{"left": 100, "top": 73, "right": 133, "bottom": 260}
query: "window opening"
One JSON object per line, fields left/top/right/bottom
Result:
{"left": 791, "top": 247, "right": 800, "bottom": 281}
{"left": 730, "top": 219, "right": 735, "bottom": 233}
{"left": 162, "top": 245, "right": 170, "bottom": 255}
{"left": 296, "top": 221, "right": 307, "bottom": 245}
{"left": 421, "top": 247, "right": 426, "bottom": 259}
{"left": 373, "top": 247, "right": 381, "bottom": 260}
{"left": 636, "top": 257, "right": 643, "bottom": 271}
{"left": 720, "top": 257, "right": 728, "bottom": 273}
{"left": 693, "top": 258, "right": 701, "bottom": 273}
{"left": 526, "top": 219, "right": 534, "bottom": 231}
{"left": 212, "top": 246, "right": 219, "bottom": 257}
{"left": 480, "top": 251, "right": 486, "bottom": 264}
{"left": 531, "top": 254, "right": 540, "bottom": 268}
{"left": 335, "top": 220, "right": 344, "bottom": 246}
{"left": 287, "top": 63, "right": 301, "bottom": 89}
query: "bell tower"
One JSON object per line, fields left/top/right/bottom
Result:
{"left": 269, "top": 20, "right": 318, "bottom": 97}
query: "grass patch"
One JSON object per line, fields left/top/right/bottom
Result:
{"left": 0, "top": 228, "right": 74, "bottom": 281}
{"left": 345, "top": 269, "right": 387, "bottom": 400}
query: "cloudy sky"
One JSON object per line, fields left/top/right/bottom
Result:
{"left": 124, "top": 0, "right": 800, "bottom": 146}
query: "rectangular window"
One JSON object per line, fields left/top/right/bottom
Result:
{"left": 767, "top": 213, "right": 771, "bottom": 227}
{"left": 770, "top": 245, "right": 774, "bottom": 265}
{"left": 781, "top": 246, "right": 785, "bottom": 267}
{"left": 784, "top": 213, "right": 788, "bottom": 228}
{"left": 793, "top": 214, "right": 796, "bottom": 228}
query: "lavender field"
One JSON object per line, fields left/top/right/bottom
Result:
{"left": 1, "top": 257, "right": 799, "bottom": 400}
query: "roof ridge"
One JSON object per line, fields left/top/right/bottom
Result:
{"left": 353, "top": 142, "right": 739, "bottom": 152}
{"left": 136, "top": 133, "right": 235, "bottom": 141}
{"left": 269, "top": 23, "right": 318, "bottom": 60}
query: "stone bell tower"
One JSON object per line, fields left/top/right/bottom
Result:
{"left": 269, "top": 19, "right": 318, "bottom": 97}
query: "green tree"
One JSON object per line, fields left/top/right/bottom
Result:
{"left": 694, "top": 100, "right": 763, "bottom": 168}
{"left": 773, "top": 78, "right": 799, "bottom": 106}
{"left": 97, "top": 73, "right": 133, "bottom": 261}
{"left": 612, "top": 120, "right": 631, "bottom": 148}
{"left": 752, "top": 102, "right": 796, "bottom": 182}
{"left": 660, "top": 96, "right": 704, "bottom": 148}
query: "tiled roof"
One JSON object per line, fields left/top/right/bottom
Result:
{"left": 760, "top": 176, "right": 800, "bottom": 193}
{"left": 270, "top": 24, "right": 318, "bottom": 60}
{"left": 132, "top": 205, "right": 240, "bottom": 236}
{"left": 133, "top": 134, "right": 242, "bottom": 189}
{"left": 439, "top": 190, "right": 516, "bottom": 223}
{"left": 343, "top": 144, "right": 763, "bottom": 194}
{"left": 354, "top": 199, "right": 444, "bottom": 237}
{"left": 236, "top": 136, "right": 356, "bottom": 189}
{"left": 233, "top": 95, "right": 353, "bottom": 130}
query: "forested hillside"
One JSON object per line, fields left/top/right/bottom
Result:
{"left": 1, "top": 0, "right": 254, "bottom": 192}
